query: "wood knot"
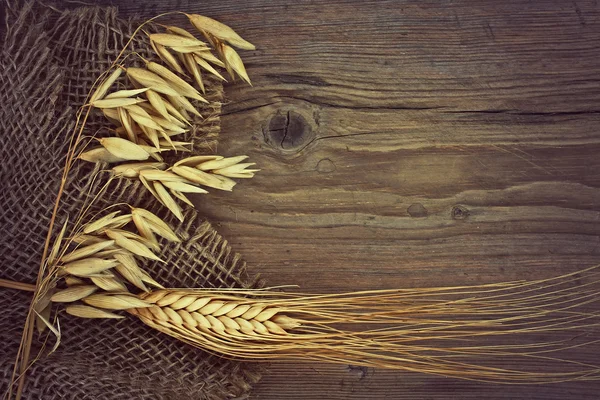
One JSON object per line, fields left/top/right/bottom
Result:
{"left": 264, "top": 110, "right": 314, "bottom": 152}
{"left": 451, "top": 205, "right": 470, "bottom": 220}
{"left": 316, "top": 158, "right": 336, "bottom": 173}
{"left": 407, "top": 203, "right": 428, "bottom": 218}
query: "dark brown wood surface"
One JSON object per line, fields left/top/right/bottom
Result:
{"left": 106, "top": 0, "right": 600, "bottom": 398}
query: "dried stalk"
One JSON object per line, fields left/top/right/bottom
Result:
{"left": 125, "top": 268, "right": 600, "bottom": 384}
{"left": 8, "top": 12, "right": 256, "bottom": 400}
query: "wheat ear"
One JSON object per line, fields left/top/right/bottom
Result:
{"left": 119, "top": 267, "right": 600, "bottom": 385}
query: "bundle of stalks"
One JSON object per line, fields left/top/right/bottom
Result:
{"left": 5, "top": 13, "right": 258, "bottom": 400}
{"left": 55, "top": 265, "right": 600, "bottom": 384}
{"left": 77, "top": 14, "right": 259, "bottom": 222}
{"left": 110, "top": 155, "right": 258, "bottom": 221}
{"left": 4, "top": 8, "right": 600, "bottom": 400}
{"left": 33, "top": 252, "right": 600, "bottom": 385}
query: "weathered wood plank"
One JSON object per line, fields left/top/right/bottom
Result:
{"left": 105, "top": 0, "right": 600, "bottom": 398}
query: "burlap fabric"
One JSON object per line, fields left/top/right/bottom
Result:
{"left": 0, "top": 1, "right": 262, "bottom": 398}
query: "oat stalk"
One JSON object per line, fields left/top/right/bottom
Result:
{"left": 8, "top": 11, "right": 256, "bottom": 400}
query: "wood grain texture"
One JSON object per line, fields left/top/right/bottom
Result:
{"left": 103, "top": 0, "right": 600, "bottom": 398}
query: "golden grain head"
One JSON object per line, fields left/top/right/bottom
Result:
{"left": 111, "top": 162, "right": 167, "bottom": 178}
{"left": 153, "top": 181, "right": 184, "bottom": 222}
{"left": 82, "top": 211, "right": 121, "bottom": 234}
{"left": 79, "top": 147, "right": 128, "bottom": 163}
{"left": 172, "top": 165, "right": 236, "bottom": 191}
{"left": 149, "top": 33, "right": 207, "bottom": 48}
{"left": 131, "top": 208, "right": 180, "bottom": 242}
{"left": 135, "top": 290, "right": 298, "bottom": 337}
{"left": 105, "top": 229, "right": 163, "bottom": 262}
{"left": 193, "top": 54, "right": 226, "bottom": 81}
{"left": 90, "top": 68, "right": 123, "bottom": 102}
{"left": 146, "top": 61, "right": 207, "bottom": 103}
{"left": 90, "top": 275, "right": 129, "bottom": 292}
{"left": 126, "top": 67, "right": 180, "bottom": 97}
{"left": 83, "top": 293, "right": 151, "bottom": 310}
{"left": 99, "top": 137, "right": 150, "bottom": 161}
{"left": 65, "top": 304, "right": 125, "bottom": 319}
{"left": 62, "top": 258, "right": 118, "bottom": 277}
{"left": 222, "top": 45, "right": 251, "bottom": 84}
{"left": 105, "top": 88, "right": 149, "bottom": 99}
{"left": 91, "top": 97, "right": 146, "bottom": 109}
{"left": 51, "top": 285, "right": 99, "bottom": 303}
{"left": 60, "top": 240, "right": 116, "bottom": 263}
{"left": 186, "top": 14, "right": 256, "bottom": 50}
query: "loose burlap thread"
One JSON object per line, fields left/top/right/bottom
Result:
{"left": 0, "top": 1, "right": 263, "bottom": 399}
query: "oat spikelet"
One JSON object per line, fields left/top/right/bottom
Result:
{"left": 62, "top": 258, "right": 118, "bottom": 277}
{"left": 153, "top": 181, "right": 184, "bottom": 222}
{"left": 66, "top": 305, "right": 124, "bottom": 319}
{"left": 151, "top": 41, "right": 186, "bottom": 74}
{"left": 105, "top": 229, "right": 163, "bottom": 262}
{"left": 90, "top": 68, "right": 122, "bottom": 102}
{"left": 126, "top": 67, "right": 180, "bottom": 97}
{"left": 131, "top": 208, "right": 180, "bottom": 242}
{"left": 99, "top": 137, "right": 150, "bottom": 161}
{"left": 91, "top": 97, "right": 146, "bottom": 109}
{"left": 79, "top": 147, "right": 128, "bottom": 163}
{"left": 222, "top": 45, "right": 251, "bottom": 84}
{"left": 193, "top": 54, "right": 226, "bottom": 81}
{"left": 53, "top": 210, "right": 168, "bottom": 298}
{"left": 105, "top": 88, "right": 149, "bottom": 99}
{"left": 90, "top": 276, "right": 128, "bottom": 292}
{"left": 112, "top": 153, "right": 259, "bottom": 222}
{"left": 51, "top": 285, "right": 98, "bottom": 303}
{"left": 146, "top": 61, "right": 207, "bottom": 102}
{"left": 83, "top": 294, "right": 151, "bottom": 310}
{"left": 60, "top": 240, "right": 116, "bottom": 263}
{"left": 186, "top": 14, "right": 256, "bottom": 50}
{"left": 149, "top": 33, "right": 207, "bottom": 48}
{"left": 111, "top": 162, "right": 166, "bottom": 178}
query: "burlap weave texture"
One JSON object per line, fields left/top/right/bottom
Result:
{"left": 0, "top": 2, "right": 262, "bottom": 399}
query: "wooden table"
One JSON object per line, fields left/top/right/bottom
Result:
{"left": 109, "top": 0, "right": 600, "bottom": 398}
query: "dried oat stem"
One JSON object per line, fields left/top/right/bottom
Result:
{"left": 0, "top": 279, "right": 36, "bottom": 293}
{"left": 8, "top": 11, "right": 182, "bottom": 400}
